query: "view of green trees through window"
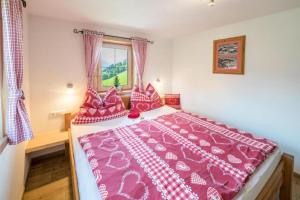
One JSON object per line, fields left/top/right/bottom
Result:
{"left": 101, "top": 46, "right": 128, "bottom": 87}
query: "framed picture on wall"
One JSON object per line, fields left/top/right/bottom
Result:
{"left": 213, "top": 35, "right": 246, "bottom": 74}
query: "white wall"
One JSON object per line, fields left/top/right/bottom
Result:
{"left": 0, "top": 10, "right": 31, "bottom": 200}
{"left": 172, "top": 8, "right": 300, "bottom": 173}
{"left": 28, "top": 16, "right": 172, "bottom": 133}
{"left": 0, "top": 143, "right": 26, "bottom": 200}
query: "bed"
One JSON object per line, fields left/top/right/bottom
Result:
{"left": 65, "top": 98, "right": 293, "bottom": 200}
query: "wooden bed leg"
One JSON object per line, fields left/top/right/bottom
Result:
{"left": 64, "top": 113, "right": 72, "bottom": 131}
{"left": 280, "top": 153, "right": 294, "bottom": 200}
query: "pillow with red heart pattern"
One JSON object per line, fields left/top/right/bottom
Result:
{"left": 81, "top": 88, "right": 103, "bottom": 108}
{"left": 73, "top": 87, "right": 127, "bottom": 125}
{"left": 130, "top": 83, "right": 162, "bottom": 112}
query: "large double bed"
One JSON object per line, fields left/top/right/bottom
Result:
{"left": 66, "top": 104, "right": 293, "bottom": 200}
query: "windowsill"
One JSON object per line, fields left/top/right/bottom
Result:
{"left": 118, "top": 90, "right": 132, "bottom": 96}
{"left": 0, "top": 136, "right": 8, "bottom": 154}
{"left": 99, "top": 89, "right": 132, "bottom": 96}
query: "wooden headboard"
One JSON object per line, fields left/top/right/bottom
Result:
{"left": 64, "top": 95, "right": 131, "bottom": 131}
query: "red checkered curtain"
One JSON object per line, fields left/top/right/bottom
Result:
{"left": 132, "top": 37, "right": 148, "bottom": 92}
{"left": 1, "top": 0, "right": 33, "bottom": 144}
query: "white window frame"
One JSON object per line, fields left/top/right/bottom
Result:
{"left": 0, "top": 13, "right": 7, "bottom": 154}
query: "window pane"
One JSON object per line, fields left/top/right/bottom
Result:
{"left": 101, "top": 46, "right": 128, "bottom": 88}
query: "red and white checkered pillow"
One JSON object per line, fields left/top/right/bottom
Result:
{"left": 130, "top": 83, "right": 162, "bottom": 112}
{"left": 164, "top": 94, "right": 181, "bottom": 110}
{"left": 73, "top": 87, "right": 127, "bottom": 125}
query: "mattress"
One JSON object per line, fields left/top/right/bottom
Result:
{"left": 71, "top": 106, "right": 281, "bottom": 200}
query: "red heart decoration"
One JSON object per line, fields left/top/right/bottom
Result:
{"left": 128, "top": 111, "right": 140, "bottom": 119}
{"left": 190, "top": 123, "right": 208, "bottom": 133}
{"left": 237, "top": 144, "right": 264, "bottom": 162}
{"left": 162, "top": 133, "right": 179, "bottom": 145}
{"left": 98, "top": 138, "right": 119, "bottom": 152}
{"left": 181, "top": 146, "right": 207, "bottom": 164}
{"left": 136, "top": 103, "right": 150, "bottom": 112}
{"left": 117, "top": 171, "right": 149, "bottom": 200}
{"left": 105, "top": 151, "right": 130, "bottom": 170}
{"left": 174, "top": 117, "right": 189, "bottom": 125}
{"left": 210, "top": 133, "right": 233, "bottom": 145}
{"left": 208, "top": 164, "right": 241, "bottom": 192}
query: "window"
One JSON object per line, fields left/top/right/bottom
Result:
{"left": 95, "top": 40, "right": 133, "bottom": 92}
{"left": 0, "top": 15, "right": 7, "bottom": 152}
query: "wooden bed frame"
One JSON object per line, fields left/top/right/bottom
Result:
{"left": 65, "top": 96, "right": 294, "bottom": 200}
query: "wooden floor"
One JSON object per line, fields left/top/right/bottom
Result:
{"left": 23, "top": 152, "right": 300, "bottom": 200}
{"left": 23, "top": 151, "right": 72, "bottom": 200}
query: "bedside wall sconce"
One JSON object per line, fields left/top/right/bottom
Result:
{"left": 208, "top": 0, "right": 215, "bottom": 6}
{"left": 66, "top": 83, "right": 75, "bottom": 95}
{"left": 154, "top": 78, "right": 163, "bottom": 96}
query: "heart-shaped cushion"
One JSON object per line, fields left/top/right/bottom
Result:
{"left": 128, "top": 111, "right": 140, "bottom": 119}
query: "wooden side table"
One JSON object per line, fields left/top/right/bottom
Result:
{"left": 26, "top": 131, "right": 69, "bottom": 154}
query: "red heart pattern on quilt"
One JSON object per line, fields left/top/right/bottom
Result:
{"left": 238, "top": 144, "right": 265, "bottom": 161}
{"left": 94, "top": 169, "right": 102, "bottom": 184}
{"left": 117, "top": 171, "right": 149, "bottom": 200}
{"left": 163, "top": 133, "right": 179, "bottom": 145}
{"left": 154, "top": 144, "right": 166, "bottom": 151}
{"left": 130, "top": 83, "right": 162, "bottom": 112}
{"left": 73, "top": 87, "right": 127, "bottom": 125}
{"left": 105, "top": 151, "right": 130, "bottom": 170}
{"left": 181, "top": 146, "right": 207, "bottom": 164}
{"left": 78, "top": 111, "right": 277, "bottom": 200}
{"left": 165, "top": 152, "right": 178, "bottom": 160}
{"left": 99, "top": 184, "right": 108, "bottom": 199}
{"left": 98, "top": 138, "right": 119, "bottom": 152}
{"left": 208, "top": 164, "right": 241, "bottom": 192}
{"left": 211, "top": 132, "right": 234, "bottom": 145}
{"left": 176, "top": 161, "right": 190, "bottom": 171}
{"left": 227, "top": 154, "right": 242, "bottom": 164}
{"left": 199, "top": 139, "right": 211, "bottom": 147}
{"left": 147, "top": 138, "right": 158, "bottom": 144}
{"left": 207, "top": 187, "right": 222, "bottom": 200}
{"left": 190, "top": 123, "right": 209, "bottom": 133}
{"left": 191, "top": 172, "right": 207, "bottom": 185}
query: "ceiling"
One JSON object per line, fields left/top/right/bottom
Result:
{"left": 27, "top": 0, "right": 300, "bottom": 38}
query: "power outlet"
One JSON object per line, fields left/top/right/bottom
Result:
{"left": 49, "top": 109, "right": 66, "bottom": 119}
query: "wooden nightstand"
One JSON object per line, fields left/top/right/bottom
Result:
{"left": 26, "top": 131, "right": 69, "bottom": 154}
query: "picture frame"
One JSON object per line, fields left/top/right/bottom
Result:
{"left": 213, "top": 35, "right": 246, "bottom": 74}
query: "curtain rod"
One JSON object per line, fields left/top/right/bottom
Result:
{"left": 73, "top": 29, "right": 154, "bottom": 44}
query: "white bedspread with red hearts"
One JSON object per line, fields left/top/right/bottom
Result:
{"left": 78, "top": 111, "right": 277, "bottom": 200}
